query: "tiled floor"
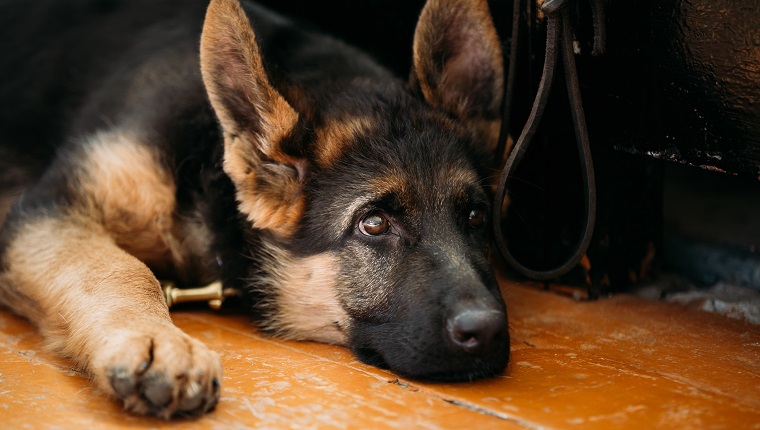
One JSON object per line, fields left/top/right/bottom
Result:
{"left": 1, "top": 279, "right": 759, "bottom": 429}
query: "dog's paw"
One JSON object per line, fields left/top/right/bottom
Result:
{"left": 91, "top": 327, "right": 222, "bottom": 419}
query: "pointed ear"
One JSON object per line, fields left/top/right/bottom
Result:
{"left": 411, "top": 0, "right": 504, "bottom": 147}
{"left": 200, "top": 0, "right": 305, "bottom": 238}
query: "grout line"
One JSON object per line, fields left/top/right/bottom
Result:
{"left": 180, "top": 312, "right": 397, "bottom": 379}
{"left": 0, "top": 337, "right": 85, "bottom": 378}
{"left": 184, "top": 312, "right": 542, "bottom": 428}
{"left": 386, "top": 378, "right": 542, "bottom": 429}
{"left": 443, "top": 399, "right": 544, "bottom": 430}
{"left": 544, "top": 349, "right": 760, "bottom": 417}
{"left": 581, "top": 353, "right": 760, "bottom": 410}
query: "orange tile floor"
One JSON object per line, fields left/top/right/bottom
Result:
{"left": 1, "top": 279, "right": 759, "bottom": 429}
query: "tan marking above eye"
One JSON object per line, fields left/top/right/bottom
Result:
{"left": 315, "top": 116, "right": 374, "bottom": 167}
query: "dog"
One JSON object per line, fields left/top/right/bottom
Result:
{"left": 0, "top": 0, "right": 509, "bottom": 418}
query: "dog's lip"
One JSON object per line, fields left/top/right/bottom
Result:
{"left": 400, "top": 365, "right": 505, "bottom": 383}
{"left": 352, "top": 343, "right": 509, "bottom": 382}
{"left": 392, "top": 347, "right": 510, "bottom": 382}
{"left": 353, "top": 346, "right": 391, "bottom": 370}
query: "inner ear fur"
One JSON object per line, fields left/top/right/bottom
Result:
{"left": 411, "top": 0, "right": 504, "bottom": 146}
{"left": 200, "top": 0, "right": 305, "bottom": 238}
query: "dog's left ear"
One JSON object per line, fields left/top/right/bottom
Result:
{"left": 411, "top": 0, "right": 504, "bottom": 148}
{"left": 200, "top": 0, "right": 306, "bottom": 238}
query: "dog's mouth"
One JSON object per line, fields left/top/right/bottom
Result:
{"left": 355, "top": 347, "right": 507, "bottom": 382}
{"left": 354, "top": 346, "right": 391, "bottom": 370}
{"left": 419, "top": 367, "right": 503, "bottom": 383}
{"left": 351, "top": 335, "right": 509, "bottom": 383}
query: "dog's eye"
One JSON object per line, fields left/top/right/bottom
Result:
{"left": 468, "top": 208, "right": 486, "bottom": 229}
{"left": 359, "top": 212, "right": 390, "bottom": 236}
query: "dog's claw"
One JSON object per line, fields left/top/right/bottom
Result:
{"left": 179, "top": 382, "right": 205, "bottom": 411}
{"left": 109, "top": 367, "right": 137, "bottom": 399}
{"left": 97, "top": 329, "right": 222, "bottom": 418}
{"left": 142, "top": 374, "right": 174, "bottom": 408}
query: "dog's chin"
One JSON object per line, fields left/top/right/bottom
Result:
{"left": 401, "top": 355, "right": 510, "bottom": 383}
{"left": 354, "top": 346, "right": 391, "bottom": 370}
{"left": 351, "top": 343, "right": 510, "bottom": 383}
{"left": 416, "top": 368, "right": 502, "bottom": 383}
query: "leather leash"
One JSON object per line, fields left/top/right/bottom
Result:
{"left": 493, "top": 0, "right": 605, "bottom": 281}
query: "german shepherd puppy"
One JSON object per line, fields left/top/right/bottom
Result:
{"left": 0, "top": 0, "right": 508, "bottom": 418}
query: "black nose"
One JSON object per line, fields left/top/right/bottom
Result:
{"left": 446, "top": 309, "right": 507, "bottom": 354}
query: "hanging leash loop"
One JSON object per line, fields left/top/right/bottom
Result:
{"left": 493, "top": 0, "right": 604, "bottom": 281}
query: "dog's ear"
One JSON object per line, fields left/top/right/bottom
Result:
{"left": 201, "top": 0, "right": 305, "bottom": 238}
{"left": 411, "top": 0, "right": 504, "bottom": 148}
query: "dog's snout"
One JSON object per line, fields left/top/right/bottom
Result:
{"left": 446, "top": 308, "right": 507, "bottom": 355}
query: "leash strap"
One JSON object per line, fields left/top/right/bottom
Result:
{"left": 493, "top": 0, "right": 605, "bottom": 281}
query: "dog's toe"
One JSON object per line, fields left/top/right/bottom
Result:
{"left": 142, "top": 373, "right": 175, "bottom": 409}
{"left": 95, "top": 327, "right": 222, "bottom": 418}
{"left": 179, "top": 381, "right": 204, "bottom": 411}
{"left": 108, "top": 367, "right": 137, "bottom": 402}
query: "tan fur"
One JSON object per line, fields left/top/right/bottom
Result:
{"left": 315, "top": 116, "right": 375, "bottom": 167}
{"left": 0, "top": 130, "right": 221, "bottom": 417}
{"left": 440, "top": 166, "right": 481, "bottom": 191}
{"left": 323, "top": 165, "right": 481, "bottom": 240}
{"left": 369, "top": 165, "right": 480, "bottom": 203}
{"left": 3, "top": 217, "right": 169, "bottom": 346}
{"left": 200, "top": 0, "right": 297, "bottom": 141}
{"left": 201, "top": 0, "right": 305, "bottom": 239}
{"left": 325, "top": 171, "right": 414, "bottom": 244}
{"left": 252, "top": 243, "right": 348, "bottom": 345}
{"left": 0, "top": 216, "right": 222, "bottom": 418}
{"left": 223, "top": 135, "right": 306, "bottom": 238}
{"left": 79, "top": 130, "right": 214, "bottom": 282}
{"left": 81, "top": 132, "right": 177, "bottom": 264}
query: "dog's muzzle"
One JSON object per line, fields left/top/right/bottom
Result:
{"left": 349, "top": 294, "right": 510, "bottom": 382}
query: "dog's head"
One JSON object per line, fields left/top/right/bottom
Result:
{"left": 200, "top": 0, "right": 508, "bottom": 381}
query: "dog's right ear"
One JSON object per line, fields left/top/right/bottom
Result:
{"left": 200, "top": 0, "right": 306, "bottom": 238}
{"left": 410, "top": 0, "right": 504, "bottom": 149}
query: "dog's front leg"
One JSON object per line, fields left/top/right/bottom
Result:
{"left": 0, "top": 215, "right": 222, "bottom": 418}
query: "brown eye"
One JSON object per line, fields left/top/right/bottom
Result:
{"left": 468, "top": 208, "right": 486, "bottom": 229}
{"left": 360, "top": 212, "right": 390, "bottom": 236}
